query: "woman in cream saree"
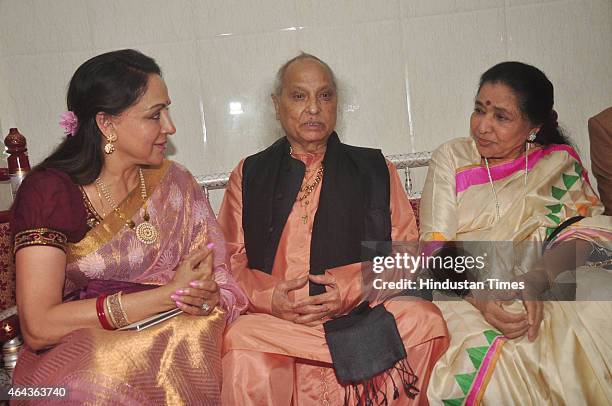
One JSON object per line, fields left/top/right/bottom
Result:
{"left": 421, "top": 138, "right": 611, "bottom": 405}
{"left": 420, "top": 62, "right": 611, "bottom": 405}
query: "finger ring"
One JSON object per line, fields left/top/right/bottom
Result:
{"left": 201, "top": 302, "right": 211, "bottom": 312}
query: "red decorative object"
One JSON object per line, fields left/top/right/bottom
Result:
{"left": 5, "top": 128, "right": 31, "bottom": 197}
{"left": 96, "top": 295, "right": 114, "bottom": 330}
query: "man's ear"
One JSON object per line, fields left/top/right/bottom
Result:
{"left": 271, "top": 93, "right": 281, "bottom": 121}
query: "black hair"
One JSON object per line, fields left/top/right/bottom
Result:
{"left": 36, "top": 49, "right": 162, "bottom": 184}
{"left": 478, "top": 61, "right": 570, "bottom": 146}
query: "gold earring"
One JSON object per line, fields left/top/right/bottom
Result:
{"left": 104, "top": 131, "right": 117, "bottom": 154}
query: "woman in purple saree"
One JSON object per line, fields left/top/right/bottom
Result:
{"left": 10, "top": 50, "right": 247, "bottom": 405}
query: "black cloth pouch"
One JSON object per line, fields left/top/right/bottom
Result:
{"left": 324, "top": 301, "right": 419, "bottom": 405}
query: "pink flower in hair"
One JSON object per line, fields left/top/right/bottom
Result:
{"left": 59, "top": 111, "right": 79, "bottom": 136}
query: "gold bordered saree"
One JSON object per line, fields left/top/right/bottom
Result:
{"left": 420, "top": 138, "right": 612, "bottom": 405}
{"left": 12, "top": 161, "right": 247, "bottom": 405}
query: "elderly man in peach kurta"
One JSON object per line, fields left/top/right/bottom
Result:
{"left": 218, "top": 53, "right": 449, "bottom": 405}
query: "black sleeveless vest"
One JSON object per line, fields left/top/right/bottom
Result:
{"left": 242, "top": 133, "right": 391, "bottom": 295}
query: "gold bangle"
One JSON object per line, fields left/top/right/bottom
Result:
{"left": 117, "top": 291, "right": 131, "bottom": 324}
{"left": 108, "top": 292, "right": 130, "bottom": 328}
{"left": 104, "top": 296, "right": 118, "bottom": 329}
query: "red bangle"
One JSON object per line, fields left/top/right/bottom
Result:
{"left": 96, "top": 295, "right": 114, "bottom": 330}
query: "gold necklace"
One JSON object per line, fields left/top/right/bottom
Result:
{"left": 289, "top": 145, "right": 325, "bottom": 223}
{"left": 297, "top": 164, "right": 324, "bottom": 224}
{"left": 94, "top": 168, "right": 158, "bottom": 245}
{"left": 297, "top": 164, "right": 324, "bottom": 202}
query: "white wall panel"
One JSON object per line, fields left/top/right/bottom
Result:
{"left": 0, "top": 0, "right": 609, "bottom": 201}
{"left": 194, "top": 30, "right": 299, "bottom": 173}
{"left": 191, "top": 0, "right": 298, "bottom": 38}
{"left": 296, "top": 0, "right": 400, "bottom": 27}
{"left": 402, "top": 7, "right": 507, "bottom": 152}
{"left": 506, "top": 0, "right": 612, "bottom": 180}
{"left": 88, "top": 0, "right": 195, "bottom": 49}
{"left": 0, "top": 0, "right": 91, "bottom": 56}
{"left": 1, "top": 51, "right": 94, "bottom": 163}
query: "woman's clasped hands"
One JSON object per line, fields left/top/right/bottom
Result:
{"left": 168, "top": 241, "right": 220, "bottom": 316}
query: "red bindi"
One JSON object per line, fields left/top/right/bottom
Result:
{"left": 485, "top": 100, "right": 491, "bottom": 106}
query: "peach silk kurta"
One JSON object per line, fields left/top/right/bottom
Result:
{"left": 218, "top": 151, "right": 449, "bottom": 405}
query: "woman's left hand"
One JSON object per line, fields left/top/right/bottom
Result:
{"left": 292, "top": 274, "right": 342, "bottom": 326}
{"left": 171, "top": 280, "right": 220, "bottom": 316}
{"left": 514, "top": 277, "right": 544, "bottom": 342}
{"left": 521, "top": 298, "right": 543, "bottom": 341}
{"left": 516, "top": 271, "right": 549, "bottom": 341}
{"left": 503, "top": 273, "right": 546, "bottom": 341}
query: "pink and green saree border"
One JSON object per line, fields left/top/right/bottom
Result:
{"left": 455, "top": 144, "right": 589, "bottom": 196}
{"left": 442, "top": 330, "right": 507, "bottom": 406}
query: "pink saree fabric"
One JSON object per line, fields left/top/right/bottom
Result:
{"left": 12, "top": 160, "right": 247, "bottom": 405}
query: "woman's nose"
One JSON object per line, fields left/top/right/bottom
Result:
{"left": 163, "top": 111, "right": 176, "bottom": 135}
{"left": 478, "top": 114, "right": 492, "bottom": 134}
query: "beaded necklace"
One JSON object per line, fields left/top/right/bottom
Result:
{"left": 94, "top": 168, "right": 158, "bottom": 244}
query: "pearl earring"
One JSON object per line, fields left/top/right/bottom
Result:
{"left": 527, "top": 131, "right": 537, "bottom": 143}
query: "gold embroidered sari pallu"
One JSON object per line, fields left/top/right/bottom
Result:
{"left": 13, "top": 161, "right": 245, "bottom": 405}
{"left": 420, "top": 138, "right": 612, "bottom": 405}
